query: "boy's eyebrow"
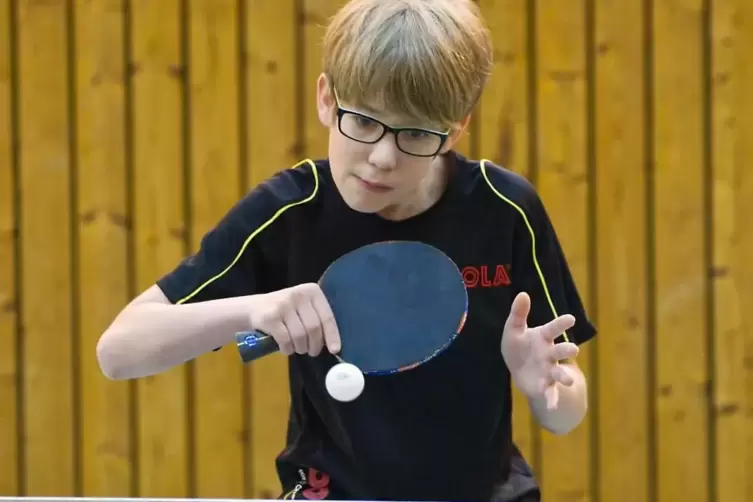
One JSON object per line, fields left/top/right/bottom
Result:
{"left": 356, "top": 106, "right": 441, "bottom": 130}
{"left": 338, "top": 96, "right": 445, "bottom": 131}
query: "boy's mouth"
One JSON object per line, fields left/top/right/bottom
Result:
{"left": 353, "top": 175, "right": 393, "bottom": 192}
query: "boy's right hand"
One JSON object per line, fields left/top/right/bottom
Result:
{"left": 248, "top": 283, "right": 341, "bottom": 357}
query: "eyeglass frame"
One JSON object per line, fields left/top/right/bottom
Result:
{"left": 332, "top": 89, "right": 452, "bottom": 158}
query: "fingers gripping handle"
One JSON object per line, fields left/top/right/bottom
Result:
{"left": 235, "top": 331, "right": 279, "bottom": 363}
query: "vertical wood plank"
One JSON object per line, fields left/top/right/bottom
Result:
{"left": 652, "top": 0, "right": 709, "bottom": 500}
{"left": 187, "top": 0, "right": 245, "bottom": 497}
{"left": 593, "top": 1, "right": 650, "bottom": 501}
{"left": 17, "top": 0, "right": 75, "bottom": 494}
{"left": 535, "top": 1, "right": 593, "bottom": 500}
{"left": 740, "top": 6, "right": 753, "bottom": 500}
{"left": 244, "top": 0, "right": 297, "bottom": 497}
{"left": 130, "top": 0, "right": 189, "bottom": 496}
{"left": 302, "top": 0, "right": 342, "bottom": 159}
{"left": 711, "top": 0, "right": 750, "bottom": 499}
{"left": 477, "top": 0, "right": 531, "bottom": 179}
{"left": 739, "top": 5, "right": 753, "bottom": 499}
{"left": 75, "top": 0, "right": 132, "bottom": 496}
{"left": 0, "top": 0, "right": 19, "bottom": 494}
{"left": 477, "top": 0, "right": 536, "bottom": 467}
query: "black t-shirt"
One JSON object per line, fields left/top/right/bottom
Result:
{"left": 157, "top": 152, "right": 597, "bottom": 501}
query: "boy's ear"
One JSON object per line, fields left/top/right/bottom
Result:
{"left": 316, "top": 73, "right": 337, "bottom": 128}
{"left": 441, "top": 114, "right": 473, "bottom": 153}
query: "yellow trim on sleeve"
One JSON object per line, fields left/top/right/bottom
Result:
{"left": 479, "top": 159, "right": 571, "bottom": 344}
{"left": 176, "top": 159, "right": 319, "bottom": 305}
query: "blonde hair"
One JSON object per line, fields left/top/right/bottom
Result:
{"left": 322, "top": 0, "right": 493, "bottom": 129}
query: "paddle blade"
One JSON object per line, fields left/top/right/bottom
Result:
{"left": 232, "top": 241, "right": 468, "bottom": 373}
{"left": 319, "top": 241, "right": 467, "bottom": 374}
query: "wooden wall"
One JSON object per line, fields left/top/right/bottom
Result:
{"left": 1, "top": 0, "right": 752, "bottom": 500}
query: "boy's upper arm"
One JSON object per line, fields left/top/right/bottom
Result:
{"left": 156, "top": 178, "right": 294, "bottom": 306}
{"left": 156, "top": 195, "right": 267, "bottom": 305}
{"left": 510, "top": 190, "right": 597, "bottom": 347}
{"left": 130, "top": 284, "right": 172, "bottom": 307}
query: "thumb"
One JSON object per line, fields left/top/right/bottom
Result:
{"left": 506, "top": 292, "right": 531, "bottom": 333}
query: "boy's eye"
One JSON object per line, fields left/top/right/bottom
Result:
{"left": 355, "top": 116, "right": 377, "bottom": 127}
{"left": 404, "top": 130, "right": 429, "bottom": 139}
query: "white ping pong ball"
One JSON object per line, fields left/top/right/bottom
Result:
{"left": 325, "top": 362, "right": 365, "bottom": 402}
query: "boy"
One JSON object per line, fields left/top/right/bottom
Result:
{"left": 96, "top": 0, "right": 596, "bottom": 500}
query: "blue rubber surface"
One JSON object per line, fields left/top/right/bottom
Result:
{"left": 320, "top": 241, "right": 468, "bottom": 374}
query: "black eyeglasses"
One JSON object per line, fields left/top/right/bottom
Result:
{"left": 331, "top": 89, "right": 451, "bottom": 157}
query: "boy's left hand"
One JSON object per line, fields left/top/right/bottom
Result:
{"left": 501, "top": 292, "right": 580, "bottom": 409}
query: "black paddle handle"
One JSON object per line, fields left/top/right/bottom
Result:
{"left": 235, "top": 330, "right": 280, "bottom": 363}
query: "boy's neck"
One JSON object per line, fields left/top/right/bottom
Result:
{"left": 376, "top": 153, "right": 451, "bottom": 221}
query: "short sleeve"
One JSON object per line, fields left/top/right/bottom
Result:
{"left": 156, "top": 186, "right": 276, "bottom": 306}
{"left": 511, "top": 194, "right": 596, "bottom": 346}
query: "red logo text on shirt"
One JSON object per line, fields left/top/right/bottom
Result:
{"left": 462, "top": 265, "right": 511, "bottom": 288}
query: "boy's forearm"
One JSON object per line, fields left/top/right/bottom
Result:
{"left": 528, "top": 362, "right": 588, "bottom": 435}
{"left": 97, "top": 295, "right": 250, "bottom": 380}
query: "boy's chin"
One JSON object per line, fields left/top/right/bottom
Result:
{"left": 339, "top": 191, "right": 387, "bottom": 214}
{"left": 333, "top": 177, "right": 390, "bottom": 214}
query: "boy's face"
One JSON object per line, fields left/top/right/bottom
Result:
{"left": 316, "top": 74, "right": 468, "bottom": 220}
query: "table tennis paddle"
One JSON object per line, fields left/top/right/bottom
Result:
{"left": 234, "top": 240, "right": 468, "bottom": 375}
